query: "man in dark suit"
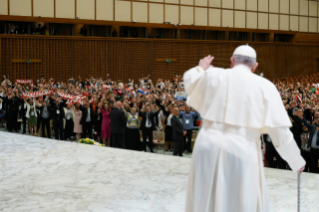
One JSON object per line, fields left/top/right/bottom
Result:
{"left": 37, "top": 101, "right": 51, "bottom": 138}
{"left": 171, "top": 107, "right": 186, "bottom": 156}
{"left": 5, "top": 91, "right": 20, "bottom": 132}
{"left": 139, "top": 104, "right": 159, "bottom": 152}
{"left": 50, "top": 97, "right": 65, "bottom": 140}
{"left": 302, "top": 115, "right": 319, "bottom": 173}
{"left": 110, "top": 101, "right": 127, "bottom": 148}
{"left": 19, "top": 97, "right": 27, "bottom": 134}
{"left": 80, "top": 102, "right": 94, "bottom": 139}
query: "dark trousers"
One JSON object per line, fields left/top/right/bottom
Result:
{"left": 142, "top": 128, "right": 154, "bottom": 152}
{"left": 64, "top": 119, "right": 74, "bottom": 140}
{"left": 111, "top": 133, "right": 125, "bottom": 148}
{"left": 310, "top": 148, "right": 319, "bottom": 173}
{"left": 41, "top": 118, "right": 51, "bottom": 138}
{"left": 183, "top": 129, "right": 193, "bottom": 152}
{"left": 53, "top": 118, "right": 64, "bottom": 140}
{"left": 7, "top": 112, "right": 18, "bottom": 132}
{"left": 82, "top": 121, "right": 92, "bottom": 139}
{"left": 37, "top": 114, "right": 41, "bottom": 132}
{"left": 22, "top": 115, "right": 27, "bottom": 133}
{"left": 173, "top": 138, "right": 184, "bottom": 156}
{"left": 301, "top": 150, "right": 311, "bottom": 172}
{"left": 265, "top": 141, "right": 276, "bottom": 168}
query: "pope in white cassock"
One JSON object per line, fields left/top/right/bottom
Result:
{"left": 184, "top": 45, "right": 305, "bottom": 212}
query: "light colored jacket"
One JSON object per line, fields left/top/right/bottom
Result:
{"left": 24, "top": 99, "right": 37, "bottom": 118}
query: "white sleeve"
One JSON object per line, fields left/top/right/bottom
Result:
{"left": 183, "top": 66, "right": 206, "bottom": 110}
{"left": 267, "top": 127, "right": 305, "bottom": 171}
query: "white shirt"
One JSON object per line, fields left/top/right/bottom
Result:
{"left": 0, "top": 92, "right": 3, "bottom": 110}
{"left": 166, "top": 114, "right": 173, "bottom": 126}
{"left": 145, "top": 113, "right": 152, "bottom": 128}
{"left": 86, "top": 108, "right": 91, "bottom": 122}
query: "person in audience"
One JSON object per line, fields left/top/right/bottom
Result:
{"left": 19, "top": 97, "right": 27, "bottom": 134}
{"left": 110, "top": 101, "right": 127, "bottom": 148}
{"left": 179, "top": 106, "right": 199, "bottom": 153}
{"left": 100, "top": 102, "right": 111, "bottom": 146}
{"left": 124, "top": 107, "right": 141, "bottom": 150}
{"left": 64, "top": 104, "right": 75, "bottom": 140}
{"left": 301, "top": 116, "right": 319, "bottom": 173}
{"left": 72, "top": 102, "right": 83, "bottom": 140}
{"left": 139, "top": 104, "right": 159, "bottom": 152}
{"left": 300, "top": 125, "right": 311, "bottom": 172}
{"left": 24, "top": 98, "right": 37, "bottom": 136}
{"left": 36, "top": 97, "right": 43, "bottom": 135}
{"left": 171, "top": 107, "right": 186, "bottom": 156}
{"left": 5, "top": 90, "right": 20, "bottom": 132}
{"left": 37, "top": 101, "right": 51, "bottom": 138}
{"left": 50, "top": 96, "right": 65, "bottom": 140}
{"left": 95, "top": 103, "right": 102, "bottom": 143}
{"left": 80, "top": 102, "right": 94, "bottom": 139}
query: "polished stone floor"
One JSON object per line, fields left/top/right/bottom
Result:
{"left": 0, "top": 131, "right": 319, "bottom": 212}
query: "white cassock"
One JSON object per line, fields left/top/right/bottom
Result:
{"left": 184, "top": 64, "right": 305, "bottom": 212}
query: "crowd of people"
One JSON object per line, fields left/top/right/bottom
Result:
{"left": 264, "top": 73, "right": 319, "bottom": 173}
{"left": 0, "top": 74, "right": 200, "bottom": 156}
{"left": 1, "top": 71, "right": 319, "bottom": 172}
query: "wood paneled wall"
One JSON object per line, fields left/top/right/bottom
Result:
{"left": 1, "top": 35, "right": 319, "bottom": 82}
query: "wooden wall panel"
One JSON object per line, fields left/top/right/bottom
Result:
{"left": 1, "top": 36, "right": 319, "bottom": 83}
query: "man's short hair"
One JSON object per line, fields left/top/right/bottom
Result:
{"left": 232, "top": 55, "right": 256, "bottom": 69}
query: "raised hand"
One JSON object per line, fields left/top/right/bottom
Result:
{"left": 198, "top": 55, "right": 214, "bottom": 71}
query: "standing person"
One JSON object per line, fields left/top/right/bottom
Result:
{"left": 124, "top": 107, "right": 141, "bottom": 150}
{"left": 36, "top": 97, "right": 43, "bottom": 134}
{"left": 171, "top": 107, "right": 186, "bottom": 156}
{"left": 72, "top": 102, "right": 82, "bottom": 140}
{"left": 101, "top": 103, "right": 111, "bottom": 146}
{"left": 19, "top": 98, "right": 27, "bottom": 134}
{"left": 300, "top": 125, "right": 311, "bottom": 172}
{"left": 50, "top": 97, "right": 65, "bottom": 140}
{"left": 95, "top": 103, "right": 102, "bottom": 143}
{"left": 24, "top": 98, "right": 37, "bottom": 136}
{"left": 164, "top": 106, "right": 174, "bottom": 151}
{"left": 5, "top": 92, "right": 20, "bottom": 132}
{"left": 64, "top": 104, "right": 75, "bottom": 141}
{"left": 301, "top": 117, "right": 319, "bottom": 173}
{"left": 139, "top": 104, "right": 159, "bottom": 152}
{"left": 184, "top": 46, "right": 305, "bottom": 212}
{"left": 291, "top": 108, "right": 303, "bottom": 149}
{"left": 109, "top": 101, "right": 127, "bottom": 148}
{"left": 37, "top": 101, "right": 51, "bottom": 138}
{"left": 179, "top": 106, "right": 199, "bottom": 153}
{"left": 80, "top": 102, "right": 94, "bottom": 139}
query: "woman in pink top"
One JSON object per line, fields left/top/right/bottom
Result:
{"left": 101, "top": 103, "right": 111, "bottom": 146}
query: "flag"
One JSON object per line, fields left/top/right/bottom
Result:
{"left": 138, "top": 87, "right": 150, "bottom": 95}
{"left": 102, "top": 84, "right": 111, "bottom": 90}
{"left": 16, "top": 79, "right": 33, "bottom": 84}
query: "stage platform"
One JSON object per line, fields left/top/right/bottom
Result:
{"left": 0, "top": 131, "right": 319, "bottom": 212}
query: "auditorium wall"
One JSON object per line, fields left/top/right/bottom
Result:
{"left": 1, "top": 35, "right": 319, "bottom": 83}
{"left": 1, "top": 0, "right": 319, "bottom": 33}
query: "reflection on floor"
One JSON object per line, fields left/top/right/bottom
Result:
{"left": 1, "top": 131, "right": 319, "bottom": 212}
